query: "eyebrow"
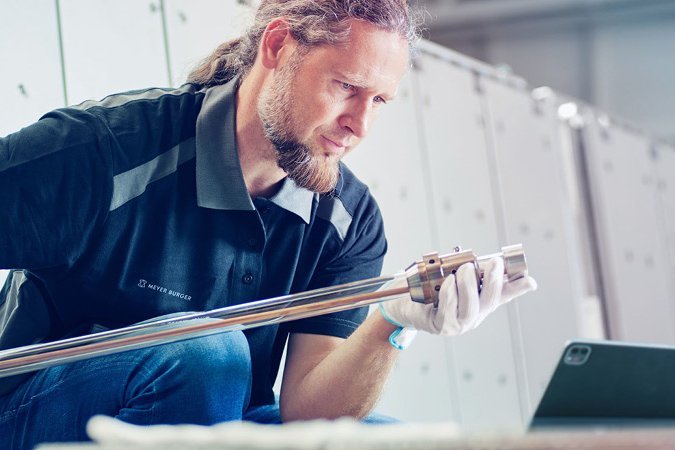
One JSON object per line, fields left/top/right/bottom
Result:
{"left": 337, "top": 71, "right": 370, "bottom": 88}
{"left": 335, "top": 71, "right": 397, "bottom": 101}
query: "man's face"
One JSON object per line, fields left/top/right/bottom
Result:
{"left": 257, "top": 20, "right": 410, "bottom": 193}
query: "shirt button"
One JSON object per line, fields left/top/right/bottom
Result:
{"left": 259, "top": 206, "right": 269, "bottom": 215}
{"left": 242, "top": 273, "right": 254, "bottom": 285}
{"left": 247, "top": 237, "right": 258, "bottom": 248}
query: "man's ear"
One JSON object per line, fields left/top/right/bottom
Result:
{"left": 259, "top": 18, "right": 295, "bottom": 69}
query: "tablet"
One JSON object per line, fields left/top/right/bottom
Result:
{"left": 530, "top": 339, "right": 675, "bottom": 429}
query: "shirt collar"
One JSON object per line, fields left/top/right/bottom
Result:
{"left": 195, "top": 76, "right": 315, "bottom": 224}
{"left": 268, "top": 177, "right": 317, "bottom": 224}
{"left": 196, "top": 76, "right": 253, "bottom": 211}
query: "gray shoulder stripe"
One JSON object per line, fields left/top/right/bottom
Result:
{"left": 316, "top": 196, "right": 353, "bottom": 241}
{"left": 110, "top": 138, "right": 196, "bottom": 211}
{"left": 74, "top": 84, "right": 198, "bottom": 111}
{"left": 0, "top": 271, "right": 27, "bottom": 335}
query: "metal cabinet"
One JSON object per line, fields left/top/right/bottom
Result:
{"left": 413, "top": 53, "right": 523, "bottom": 430}
{"left": 655, "top": 144, "right": 675, "bottom": 283}
{"left": 59, "top": 0, "right": 169, "bottom": 105}
{"left": 0, "top": 0, "right": 64, "bottom": 136}
{"left": 344, "top": 72, "right": 456, "bottom": 423}
{"left": 343, "top": 74, "right": 434, "bottom": 275}
{"left": 163, "top": 0, "right": 251, "bottom": 86}
{"left": 481, "top": 79, "right": 592, "bottom": 417}
{"left": 582, "top": 116, "right": 675, "bottom": 344}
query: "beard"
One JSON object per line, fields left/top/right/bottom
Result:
{"left": 257, "top": 52, "right": 341, "bottom": 194}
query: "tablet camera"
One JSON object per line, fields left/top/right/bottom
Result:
{"left": 564, "top": 344, "right": 591, "bottom": 365}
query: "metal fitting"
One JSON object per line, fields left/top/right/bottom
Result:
{"left": 406, "top": 244, "right": 528, "bottom": 305}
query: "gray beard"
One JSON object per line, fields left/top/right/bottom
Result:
{"left": 257, "top": 61, "right": 340, "bottom": 194}
{"left": 263, "top": 119, "right": 340, "bottom": 194}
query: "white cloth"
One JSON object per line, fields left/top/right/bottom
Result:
{"left": 81, "top": 415, "right": 460, "bottom": 450}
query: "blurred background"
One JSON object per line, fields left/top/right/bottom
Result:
{"left": 423, "top": 0, "right": 675, "bottom": 141}
{"left": 1, "top": 0, "right": 675, "bottom": 433}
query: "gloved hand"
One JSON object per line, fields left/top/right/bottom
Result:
{"left": 379, "top": 257, "right": 537, "bottom": 347}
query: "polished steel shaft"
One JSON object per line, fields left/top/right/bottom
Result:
{"left": 0, "top": 244, "right": 527, "bottom": 378}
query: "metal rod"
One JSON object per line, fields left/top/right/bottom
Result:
{"left": 0, "top": 244, "right": 528, "bottom": 378}
{"left": 0, "top": 275, "right": 409, "bottom": 378}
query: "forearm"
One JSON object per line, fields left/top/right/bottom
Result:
{"left": 280, "top": 310, "right": 400, "bottom": 421}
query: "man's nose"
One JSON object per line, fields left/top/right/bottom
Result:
{"left": 339, "top": 102, "right": 371, "bottom": 139}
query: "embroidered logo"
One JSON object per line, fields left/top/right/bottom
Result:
{"left": 137, "top": 279, "right": 192, "bottom": 301}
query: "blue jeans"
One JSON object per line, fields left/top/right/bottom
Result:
{"left": 0, "top": 330, "right": 254, "bottom": 449}
{"left": 0, "top": 329, "right": 396, "bottom": 449}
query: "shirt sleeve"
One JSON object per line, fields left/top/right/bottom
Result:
{"left": 0, "top": 108, "right": 113, "bottom": 270}
{"left": 285, "top": 190, "right": 388, "bottom": 338}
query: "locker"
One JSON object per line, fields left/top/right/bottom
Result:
{"left": 375, "top": 331, "right": 459, "bottom": 423}
{"left": 582, "top": 116, "right": 675, "bottom": 343}
{"left": 59, "top": 0, "right": 169, "bottom": 105}
{"left": 482, "top": 78, "right": 590, "bottom": 417}
{"left": 0, "top": 0, "right": 63, "bottom": 136}
{"left": 344, "top": 72, "right": 456, "bottom": 422}
{"left": 164, "top": 0, "right": 252, "bottom": 86}
{"left": 413, "top": 52, "right": 522, "bottom": 430}
{"left": 343, "top": 73, "right": 434, "bottom": 275}
{"left": 654, "top": 144, "right": 675, "bottom": 283}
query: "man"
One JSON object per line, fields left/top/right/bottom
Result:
{"left": 0, "top": 0, "right": 536, "bottom": 447}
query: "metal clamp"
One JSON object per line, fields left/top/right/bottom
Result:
{"left": 406, "top": 244, "right": 528, "bottom": 305}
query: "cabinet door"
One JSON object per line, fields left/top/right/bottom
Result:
{"left": 655, "top": 144, "right": 675, "bottom": 285}
{"left": 584, "top": 118, "right": 675, "bottom": 344}
{"left": 164, "top": 0, "right": 251, "bottom": 86}
{"left": 482, "top": 78, "right": 590, "bottom": 417}
{"left": 59, "top": 0, "right": 169, "bottom": 105}
{"left": 414, "top": 53, "right": 523, "bottom": 430}
{"left": 0, "top": 0, "right": 64, "bottom": 136}
{"left": 344, "top": 73, "right": 456, "bottom": 423}
{"left": 343, "top": 74, "right": 434, "bottom": 275}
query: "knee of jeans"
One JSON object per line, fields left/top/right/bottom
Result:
{"left": 160, "top": 328, "right": 252, "bottom": 383}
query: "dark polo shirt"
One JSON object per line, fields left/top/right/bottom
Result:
{"left": 0, "top": 77, "right": 387, "bottom": 405}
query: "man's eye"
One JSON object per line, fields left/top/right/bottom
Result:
{"left": 340, "top": 82, "right": 355, "bottom": 92}
{"left": 373, "top": 96, "right": 387, "bottom": 105}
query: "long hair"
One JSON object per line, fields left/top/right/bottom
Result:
{"left": 187, "top": 0, "right": 422, "bottom": 88}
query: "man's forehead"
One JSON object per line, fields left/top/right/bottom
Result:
{"left": 317, "top": 23, "right": 410, "bottom": 90}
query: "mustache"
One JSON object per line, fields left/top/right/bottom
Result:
{"left": 324, "top": 131, "right": 354, "bottom": 147}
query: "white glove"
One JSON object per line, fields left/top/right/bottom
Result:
{"left": 379, "top": 257, "right": 537, "bottom": 348}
